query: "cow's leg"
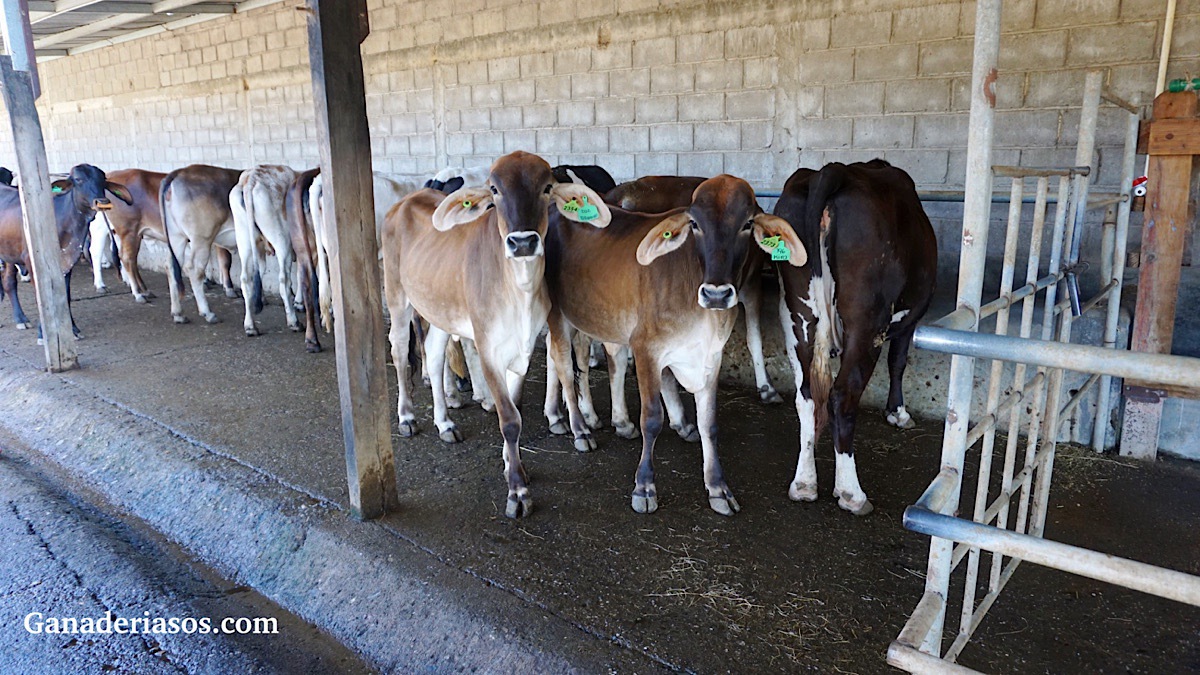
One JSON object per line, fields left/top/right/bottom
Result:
{"left": 166, "top": 237, "right": 189, "bottom": 323}
{"left": 780, "top": 294, "right": 821, "bottom": 503}
{"left": 279, "top": 251, "right": 300, "bottom": 332}
{"left": 64, "top": 268, "right": 81, "bottom": 338}
{"left": 442, "top": 343, "right": 463, "bottom": 409}
{"left": 3, "top": 263, "right": 29, "bottom": 329}
{"left": 217, "top": 247, "right": 239, "bottom": 298}
{"left": 830, "top": 333, "right": 881, "bottom": 516}
{"left": 885, "top": 323, "right": 917, "bottom": 429}
{"left": 741, "top": 276, "right": 782, "bottom": 404}
{"left": 672, "top": 360, "right": 740, "bottom": 516}
{"left": 292, "top": 262, "right": 305, "bottom": 311}
{"left": 631, "top": 350, "right": 664, "bottom": 513}
{"left": 121, "top": 234, "right": 152, "bottom": 302}
{"left": 186, "top": 245, "right": 219, "bottom": 323}
{"left": 89, "top": 216, "right": 109, "bottom": 293}
{"left": 661, "top": 370, "right": 699, "bottom": 442}
{"left": 299, "top": 262, "right": 321, "bottom": 352}
{"left": 588, "top": 339, "right": 606, "bottom": 368}
{"left": 606, "top": 343, "right": 638, "bottom": 439}
{"left": 573, "top": 333, "right": 602, "bottom": 430}
{"left": 463, "top": 339, "right": 494, "bottom": 411}
{"left": 424, "top": 326, "right": 462, "bottom": 443}
{"left": 479, "top": 348, "right": 532, "bottom": 518}
{"left": 543, "top": 332, "right": 567, "bottom": 435}
{"left": 546, "top": 318, "right": 596, "bottom": 452}
{"left": 235, "top": 225, "right": 260, "bottom": 336}
{"left": 385, "top": 299, "right": 417, "bottom": 437}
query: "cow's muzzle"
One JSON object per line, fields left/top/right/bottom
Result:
{"left": 697, "top": 283, "right": 737, "bottom": 310}
{"left": 505, "top": 231, "right": 543, "bottom": 259}
{"left": 92, "top": 198, "right": 113, "bottom": 211}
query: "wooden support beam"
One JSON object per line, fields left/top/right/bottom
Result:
{"left": 305, "top": 0, "right": 397, "bottom": 519}
{"left": 0, "top": 55, "right": 76, "bottom": 371}
{"left": 1121, "top": 91, "right": 1200, "bottom": 460}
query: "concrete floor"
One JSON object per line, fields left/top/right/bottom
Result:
{"left": 0, "top": 267, "right": 1197, "bottom": 673}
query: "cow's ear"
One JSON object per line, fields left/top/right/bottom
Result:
{"left": 551, "top": 182, "right": 611, "bottom": 228}
{"left": 432, "top": 187, "right": 493, "bottom": 231}
{"left": 106, "top": 181, "right": 133, "bottom": 205}
{"left": 636, "top": 212, "right": 691, "bottom": 265}
{"left": 51, "top": 179, "right": 73, "bottom": 193}
{"left": 752, "top": 214, "right": 806, "bottom": 266}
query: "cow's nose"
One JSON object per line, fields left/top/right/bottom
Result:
{"left": 505, "top": 231, "right": 542, "bottom": 259}
{"left": 697, "top": 283, "right": 737, "bottom": 310}
{"left": 92, "top": 198, "right": 113, "bottom": 211}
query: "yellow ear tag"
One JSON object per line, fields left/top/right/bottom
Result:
{"left": 562, "top": 198, "right": 580, "bottom": 213}
{"left": 760, "top": 235, "right": 782, "bottom": 249}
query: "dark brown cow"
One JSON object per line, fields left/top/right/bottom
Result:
{"left": 604, "top": 175, "right": 706, "bottom": 213}
{"left": 159, "top": 164, "right": 244, "bottom": 324}
{"left": 545, "top": 175, "right": 804, "bottom": 516}
{"left": 286, "top": 168, "right": 322, "bottom": 352}
{"left": 773, "top": 160, "right": 936, "bottom": 515}
{"left": 382, "top": 151, "right": 611, "bottom": 519}
{"left": 0, "top": 164, "right": 131, "bottom": 335}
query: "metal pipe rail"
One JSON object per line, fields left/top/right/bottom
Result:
{"left": 904, "top": 507, "right": 1200, "bottom": 606}
{"left": 913, "top": 326, "right": 1200, "bottom": 390}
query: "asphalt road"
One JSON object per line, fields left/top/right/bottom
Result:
{"left": 0, "top": 447, "right": 373, "bottom": 675}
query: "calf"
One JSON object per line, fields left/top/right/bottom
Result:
{"left": 0, "top": 164, "right": 131, "bottom": 335}
{"left": 159, "top": 164, "right": 245, "bottom": 324}
{"left": 545, "top": 175, "right": 803, "bottom": 516}
{"left": 230, "top": 164, "right": 299, "bottom": 337}
{"left": 773, "top": 160, "right": 936, "bottom": 515}
{"left": 382, "top": 151, "right": 610, "bottom": 518}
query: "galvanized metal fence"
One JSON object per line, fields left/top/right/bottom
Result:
{"left": 888, "top": 1, "right": 1200, "bottom": 671}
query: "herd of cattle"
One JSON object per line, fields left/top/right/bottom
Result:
{"left": 0, "top": 153, "right": 936, "bottom": 519}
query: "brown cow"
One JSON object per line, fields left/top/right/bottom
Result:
{"left": 286, "top": 168, "right": 323, "bottom": 352}
{"left": 159, "top": 164, "right": 245, "bottom": 324}
{"left": 0, "top": 164, "right": 131, "bottom": 335}
{"left": 545, "top": 175, "right": 804, "bottom": 516}
{"left": 382, "top": 151, "right": 611, "bottom": 519}
{"left": 773, "top": 160, "right": 937, "bottom": 515}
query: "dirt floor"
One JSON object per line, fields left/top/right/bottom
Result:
{"left": 2, "top": 267, "right": 1198, "bottom": 674}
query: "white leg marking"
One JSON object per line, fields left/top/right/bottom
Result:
{"left": 834, "top": 452, "right": 873, "bottom": 516}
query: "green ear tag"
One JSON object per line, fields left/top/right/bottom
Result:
{"left": 462, "top": 199, "right": 473, "bottom": 208}
{"left": 562, "top": 198, "right": 580, "bottom": 213}
{"left": 760, "top": 235, "right": 782, "bottom": 249}
{"left": 771, "top": 243, "right": 790, "bottom": 262}
{"left": 663, "top": 230, "right": 673, "bottom": 239}
{"left": 577, "top": 204, "right": 600, "bottom": 221}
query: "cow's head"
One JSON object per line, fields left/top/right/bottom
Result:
{"left": 636, "top": 175, "right": 805, "bottom": 310}
{"left": 52, "top": 164, "right": 132, "bottom": 214}
{"left": 432, "top": 151, "right": 611, "bottom": 261}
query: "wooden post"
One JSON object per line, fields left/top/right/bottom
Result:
{"left": 1121, "top": 92, "right": 1200, "bottom": 459}
{"left": 305, "top": 0, "right": 398, "bottom": 518}
{"left": 0, "top": 55, "right": 76, "bottom": 372}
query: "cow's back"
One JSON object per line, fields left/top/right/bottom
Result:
{"left": 605, "top": 176, "right": 705, "bottom": 212}
{"left": 106, "top": 169, "right": 166, "bottom": 235}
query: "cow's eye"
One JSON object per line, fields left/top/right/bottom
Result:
{"left": 689, "top": 220, "right": 700, "bottom": 233}
{"left": 490, "top": 185, "right": 498, "bottom": 195}
{"left": 741, "top": 220, "right": 754, "bottom": 232}
{"left": 544, "top": 184, "right": 553, "bottom": 194}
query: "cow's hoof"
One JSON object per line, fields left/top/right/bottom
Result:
{"left": 203, "top": 313, "right": 220, "bottom": 324}
{"left": 758, "top": 385, "right": 784, "bottom": 405}
{"left": 573, "top": 433, "right": 596, "bottom": 453}
{"left": 583, "top": 410, "right": 602, "bottom": 430}
{"left": 293, "top": 301, "right": 305, "bottom": 312}
{"left": 709, "top": 493, "right": 741, "bottom": 516}
{"left": 421, "top": 375, "right": 431, "bottom": 386}
{"left": 94, "top": 285, "right": 108, "bottom": 295}
{"left": 835, "top": 490, "right": 874, "bottom": 516}
{"left": 245, "top": 326, "right": 259, "bottom": 337}
{"left": 305, "top": 341, "right": 322, "bottom": 353}
{"left": 438, "top": 426, "right": 463, "bottom": 443}
{"left": 72, "top": 332, "right": 83, "bottom": 341}
{"left": 288, "top": 323, "right": 301, "bottom": 332}
{"left": 15, "top": 322, "right": 30, "bottom": 330}
{"left": 224, "top": 288, "right": 241, "bottom": 299}
{"left": 673, "top": 423, "right": 700, "bottom": 443}
{"left": 788, "top": 481, "right": 818, "bottom": 502}
{"left": 548, "top": 419, "right": 569, "bottom": 435}
{"left": 134, "top": 295, "right": 149, "bottom": 304}
{"left": 143, "top": 290, "right": 156, "bottom": 299}
{"left": 398, "top": 420, "right": 416, "bottom": 437}
{"left": 173, "top": 314, "right": 189, "bottom": 324}
{"left": 613, "top": 421, "right": 640, "bottom": 439}
{"left": 445, "top": 394, "right": 463, "bottom": 410}
{"left": 631, "top": 489, "right": 658, "bottom": 514}
{"left": 505, "top": 489, "right": 533, "bottom": 519}
{"left": 478, "top": 398, "right": 495, "bottom": 412}
{"left": 886, "top": 408, "right": 916, "bottom": 429}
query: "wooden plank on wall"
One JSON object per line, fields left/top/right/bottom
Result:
{"left": 304, "top": 0, "right": 397, "bottom": 519}
{"left": 0, "top": 55, "right": 76, "bottom": 372}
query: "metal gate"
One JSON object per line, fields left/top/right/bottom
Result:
{"left": 888, "top": 1, "right": 1200, "bottom": 671}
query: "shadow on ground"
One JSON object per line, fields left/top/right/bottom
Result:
{"left": 1, "top": 268, "right": 1197, "bottom": 673}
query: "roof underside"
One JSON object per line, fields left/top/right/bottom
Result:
{"left": 3, "top": 0, "right": 279, "bottom": 61}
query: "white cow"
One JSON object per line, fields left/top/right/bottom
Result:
{"left": 230, "top": 165, "right": 299, "bottom": 337}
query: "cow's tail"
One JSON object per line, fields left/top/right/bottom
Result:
{"left": 158, "top": 171, "right": 185, "bottom": 291}
{"left": 804, "top": 163, "right": 847, "bottom": 436}
{"left": 238, "top": 176, "right": 265, "bottom": 315}
{"left": 310, "top": 178, "right": 334, "bottom": 333}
